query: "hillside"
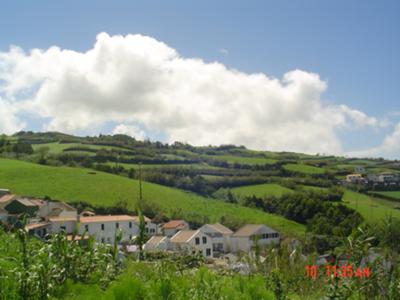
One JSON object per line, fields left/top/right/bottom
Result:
{"left": 2, "top": 131, "right": 400, "bottom": 237}
{"left": 0, "top": 158, "right": 305, "bottom": 236}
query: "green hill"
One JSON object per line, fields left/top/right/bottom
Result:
{"left": 0, "top": 158, "right": 304, "bottom": 236}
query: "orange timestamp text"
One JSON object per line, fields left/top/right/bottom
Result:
{"left": 305, "top": 265, "right": 371, "bottom": 279}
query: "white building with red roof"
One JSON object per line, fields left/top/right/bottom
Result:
{"left": 162, "top": 219, "right": 189, "bottom": 237}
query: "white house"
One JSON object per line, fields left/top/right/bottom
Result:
{"left": 162, "top": 220, "right": 190, "bottom": 237}
{"left": 170, "top": 229, "right": 213, "bottom": 258}
{"left": 345, "top": 173, "right": 367, "bottom": 184}
{"left": 78, "top": 215, "right": 139, "bottom": 244}
{"left": 231, "top": 224, "right": 280, "bottom": 253}
{"left": 199, "top": 223, "right": 233, "bottom": 256}
{"left": 144, "top": 235, "right": 170, "bottom": 252}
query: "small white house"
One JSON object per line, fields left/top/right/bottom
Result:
{"left": 170, "top": 229, "right": 213, "bottom": 258}
{"left": 199, "top": 223, "right": 233, "bottom": 256}
{"left": 162, "top": 220, "right": 190, "bottom": 237}
{"left": 78, "top": 215, "right": 139, "bottom": 244}
{"left": 231, "top": 224, "right": 280, "bottom": 253}
{"left": 144, "top": 235, "right": 170, "bottom": 252}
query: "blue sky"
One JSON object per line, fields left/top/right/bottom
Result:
{"left": 0, "top": 1, "right": 399, "bottom": 157}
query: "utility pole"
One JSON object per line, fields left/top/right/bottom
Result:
{"left": 139, "top": 162, "right": 143, "bottom": 202}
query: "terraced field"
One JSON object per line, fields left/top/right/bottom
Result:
{"left": 371, "top": 191, "right": 400, "bottom": 200}
{"left": 206, "top": 155, "right": 277, "bottom": 165}
{"left": 0, "top": 158, "right": 305, "bottom": 236}
{"left": 231, "top": 183, "right": 293, "bottom": 198}
{"left": 283, "top": 163, "right": 326, "bottom": 174}
{"left": 342, "top": 190, "right": 400, "bottom": 222}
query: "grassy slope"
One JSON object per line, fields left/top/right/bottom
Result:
{"left": 206, "top": 155, "right": 277, "bottom": 165}
{"left": 371, "top": 191, "right": 400, "bottom": 200}
{"left": 32, "top": 142, "right": 122, "bottom": 153}
{"left": 231, "top": 183, "right": 293, "bottom": 198}
{"left": 0, "top": 158, "right": 304, "bottom": 236}
{"left": 283, "top": 163, "right": 325, "bottom": 174}
{"left": 342, "top": 190, "right": 400, "bottom": 222}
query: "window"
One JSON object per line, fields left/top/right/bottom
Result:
{"left": 145, "top": 228, "right": 149, "bottom": 233}
{"left": 129, "top": 234, "right": 132, "bottom": 240}
{"left": 85, "top": 224, "right": 89, "bottom": 231}
{"left": 150, "top": 228, "right": 155, "bottom": 233}
{"left": 101, "top": 224, "right": 105, "bottom": 231}
{"left": 116, "top": 222, "right": 119, "bottom": 229}
{"left": 60, "top": 226, "right": 66, "bottom": 232}
{"left": 202, "top": 236, "right": 207, "bottom": 244}
{"left": 129, "top": 222, "right": 132, "bottom": 228}
{"left": 206, "top": 248, "right": 211, "bottom": 256}
{"left": 101, "top": 237, "right": 105, "bottom": 243}
{"left": 195, "top": 237, "right": 200, "bottom": 245}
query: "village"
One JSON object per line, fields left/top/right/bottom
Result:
{"left": 344, "top": 168, "right": 400, "bottom": 187}
{"left": 0, "top": 188, "right": 281, "bottom": 260}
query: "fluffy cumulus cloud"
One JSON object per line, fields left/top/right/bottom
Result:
{"left": 0, "top": 32, "right": 389, "bottom": 155}
{"left": 112, "top": 124, "right": 146, "bottom": 141}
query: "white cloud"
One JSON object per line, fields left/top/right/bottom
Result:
{"left": 0, "top": 98, "right": 25, "bottom": 134}
{"left": 112, "top": 124, "right": 146, "bottom": 140}
{"left": 0, "top": 32, "right": 386, "bottom": 155}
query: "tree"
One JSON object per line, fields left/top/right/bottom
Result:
{"left": 135, "top": 209, "right": 147, "bottom": 261}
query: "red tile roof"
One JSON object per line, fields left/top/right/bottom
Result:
{"left": 49, "top": 216, "right": 77, "bottom": 222}
{"left": 0, "top": 194, "right": 16, "bottom": 204}
{"left": 25, "top": 222, "right": 50, "bottom": 230}
{"left": 80, "top": 215, "right": 136, "bottom": 223}
{"left": 162, "top": 220, "right": 188, "bottom": 229}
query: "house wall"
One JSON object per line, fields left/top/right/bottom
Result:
{"left": 199, "top": 225, "right": 232, "bottom": 255}
{"left": 231, "top": 226, "right": 280, "bottom": 253}
{"left": 164, "top": 228, "right": 179, "bottom": 237}
{"left": 171, "top": 231, "right": 213, "bottom": 258}
{"left": 145, "top": 222, "right": 157, "bottom": 236}
{"left": 37, "top": 202, "right": 77, "bottom": 219}
{"left": 78, "top": 220, "right": 139, "bottom": 244}
{"left": 50, "top": 220, "right": 77, "bottom": 234}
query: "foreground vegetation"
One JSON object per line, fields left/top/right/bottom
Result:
{"left": 2, "top": 217, "right": 400, "bottom": 299}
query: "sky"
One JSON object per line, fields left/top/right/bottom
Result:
{"left": 0, "top": 0, "right": 399, "bottom": 158}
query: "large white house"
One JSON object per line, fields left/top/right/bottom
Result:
{"left": 230, "top": 224, "right": 280, "bottom": 253}
{"left": 199, "top": 223, "right": 233, "bottom": 256}
{"left": 78, "top": 215, "right": 139, "bottom": 244}
{"left": 170, "top": 229, "right": 213, "bottom": 258}
{"left": 162, "top": 220, "right": 190, "bottom": 237}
